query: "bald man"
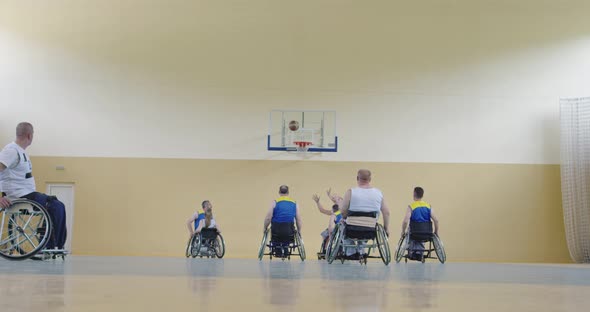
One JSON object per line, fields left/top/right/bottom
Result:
{"left": 341, "top": 169, "right": 390, "bottom": 258}
{"left": 0, "top": 122, "right": 67, "bottom": 250}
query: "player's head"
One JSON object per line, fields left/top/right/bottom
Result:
{"left": 16, "top": 122, "right": 34, "bottom": 147}
{"left": 414, "top": 187, "right": 424, "bottom": 200}
{"left": 332, "top": 204, "right": 339, "bottom": 212}
{"left": 201, "top": 200, "right": 211, "bottom": 209}
{"left": 357, "top": 169, "right": 372, "bottom": 184}
{"left": 279, "top": 185, "right": 289, "bottom": 196}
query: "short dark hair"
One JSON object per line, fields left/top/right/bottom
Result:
{"left": 332, "top": 204, "right": 339, "bottom": 212}
{"left": 201, "top": 200, "right": 210, "bottom": 208}
{"left": 414, "top": 187, "right": 424, "bottom": 199}
{"left": 279, "top": 185, "right": 289, "bottom": 195}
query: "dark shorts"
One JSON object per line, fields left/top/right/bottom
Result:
{"left": 271, "top": 222, "right": 295, "bottom": 243}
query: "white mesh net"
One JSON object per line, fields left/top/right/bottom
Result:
{"left": 560, "top": 97, "right": 590, "bottom": 263}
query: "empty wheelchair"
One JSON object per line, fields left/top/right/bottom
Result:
{"left": 0, "top": 199, "right": 56, "bottom": 260}
{"left": 395, "top": 221, "right": 446, "bottom": 263}
{"left": 325, "top": 211, "right": 391, "bottom": 265}
{"left": 186, "top": 228, "right": 225, "bottom": 259}
{"left": 258, "top": 223, "right": 305, "bottom": 261}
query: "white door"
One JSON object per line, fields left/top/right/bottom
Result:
{"left": 46, "top": 183, "right": 75, "bottom": 252}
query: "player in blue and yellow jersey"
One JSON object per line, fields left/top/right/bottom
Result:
{"left": 186, "top": 200, "right": 210, "bottom": 237}
{"left": 401, "top": 187, "right": 440, "bottom": 260}
{"left": 263, "top": 185, "right": 303, "bottom": 257}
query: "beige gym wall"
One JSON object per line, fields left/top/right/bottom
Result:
{"left": 31, "top": 156, "right": 568, "bottom": 262}
{"left": 2, "top": 0, "right": 588, "bottom": 262}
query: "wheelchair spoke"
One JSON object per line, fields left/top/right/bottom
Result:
{"left": 395, "top": 234, "right": 409, "bottom": 263}
{"left": 33, "top": 213, "right": 45, "bottom": 228}
{"left": 18, "top": 213, "right": 37, "bottom": 236}
{"left": 19, "top": 231, "right": 39, "bottom": 251}
{"left": 2, "top": 230, "right": 20, "bottom": 243}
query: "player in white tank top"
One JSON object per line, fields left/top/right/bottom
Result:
{"left": 349, "top": 187, "right": 383, "bottom": 214}
{"left": 341, "top": 169, "right": 391, "bottom": 257}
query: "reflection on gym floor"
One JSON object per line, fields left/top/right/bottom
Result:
{"left": 0, "top": 257, "right": 589, "bottom": 312}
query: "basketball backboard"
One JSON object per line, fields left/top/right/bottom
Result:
{"left": 267, "top": 110, "right": 338, "bottom": 152}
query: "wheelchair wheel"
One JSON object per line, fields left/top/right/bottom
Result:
{"left": 324, "top": 225, "right": 337, "bottom": 262}
{"left": 190, "top": 234, "right": 202, "bottom": 258}
{"left": 317, "top": 237, "right": 328, "bottom": 260}
{"left": 258, "top": 229, "right": 269, "bottom": 260}
{"left": 0, "top": 199, "right": 53, "bottom": 261}
{"left": 433, "top": 234, "right": 446, "bottom": 263}
{"left": 214, "top": 234, "right": 225, "bottom": 258}
{"left": 327, "top": 224, "right": 343, "bottom": 264}
{"left": 376, "top": 224, "right": 391, "bottom": 265}
{"left": 185, "top": 236, "right": 193, "bottom": 258}
{"left": 295, "top": 231, "right": 305, "bottom": 261}
{"left": 394, "top": 234, "right": 409, "bottom": 263}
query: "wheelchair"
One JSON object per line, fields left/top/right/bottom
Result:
{"left": 394, "top": 221, "right": 446, "bottom": 263}
{"left": 186, "top": 228, "right": 225, "bottom": 259}
{"left": 325, "top": 211, "right": 391, "bottom": 265}
{"left": 258, "top": 223, "right": 305, "bottom": 261}
{"left": 0, "top": 199, "right": 67, "bottom": 261}
{"left": 317, "top": 234, "right": 330, "bottom": 260}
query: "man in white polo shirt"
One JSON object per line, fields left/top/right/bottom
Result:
{"left": 341, "top": 169, "right": 390, "bottom": 258}
{"left": 0, "top": 122, "right": 67, "bottom": 250}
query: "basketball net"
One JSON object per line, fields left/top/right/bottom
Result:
{"left": 293, "top": 141, "right": 312, "bottom": 153}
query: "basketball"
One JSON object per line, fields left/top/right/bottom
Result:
{"left": 289, "top": 120, "right": 299, "bottom": 131}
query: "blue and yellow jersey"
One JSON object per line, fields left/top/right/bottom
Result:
{"left": 334, "top": 210, "right": 343, "bottom": 224}
{"left": 410, "top": 200, "right": 431, "bottom": 223}
{"left": 194, "top": 208, "right": 206, "bottom": 229}
{"left": 272, "top": 196, "right": 297, "bottom": 223}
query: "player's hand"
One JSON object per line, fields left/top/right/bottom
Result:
{"left": 326, "top": 188, "right": 333, "bottom": 198}
{"left": 0, "top": 197, "right": 11, "bottom": 209}
{"left": 312, "top": 194, "right": 320, "bottom": 203}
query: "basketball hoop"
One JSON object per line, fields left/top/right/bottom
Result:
{"left": 293, "top": 141, "right": 312, "bottom": 153}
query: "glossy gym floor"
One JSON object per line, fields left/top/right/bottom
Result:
{"left": 0, "top": 257, "right": 589, "bottom": 312}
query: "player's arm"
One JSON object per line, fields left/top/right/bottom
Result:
{"left": 0, "top": 151, "right": 13, "bottom": 208}
{"left": 0, "top": 194, "right": 10, "bottom": 209}
{"left": 295, "top": 203, "right": 303, "bottom": 234}
{"left": 401, "top": 206, "right": 412, "bottom": 237}
{"left": 380, "top": 198, "right": 390, "bottom": 236}
{"left": 431, "top": 208, "right": 439, "bottom": 235}
{"left": 328, "top": 214, "right": 336, "bottom": 233}
{"left": 195, "top": 219, "right": 204, "bottom": 234}
{"left": 187, "top": 214, "right": 198, "bottom": 236}
{"left": 0, "top": 148, "right": 18, "bottom": 172}
{"left": 313, "top": 194, "right": 331, "bottom": 215}
{"left": 327, "top": 188, "right": 344, "bottom": 206}
{"left": 263, "top": 201, "right": 275, "bottom": 232}
{"left": 341, "top": 189, "right": 352, "bottom": 217}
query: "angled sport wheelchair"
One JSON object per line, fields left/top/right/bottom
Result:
{"left": 395, "top": 221, "right": 446, "bottom": 263}
{"left": 258, "top": 223, "right": 305, "bottom": 261}
{"left": 0, "top": 199, "right": 67, "bottom": 261}
{"left": 186, "top": 228, "right": 226, "bottom": 259}
{"left": 325, "top": 211, "right": 391, "bottom": 265}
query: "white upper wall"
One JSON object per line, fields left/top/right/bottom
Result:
{"left": 1, "top": 0, "right": 589, "bottom": 164}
